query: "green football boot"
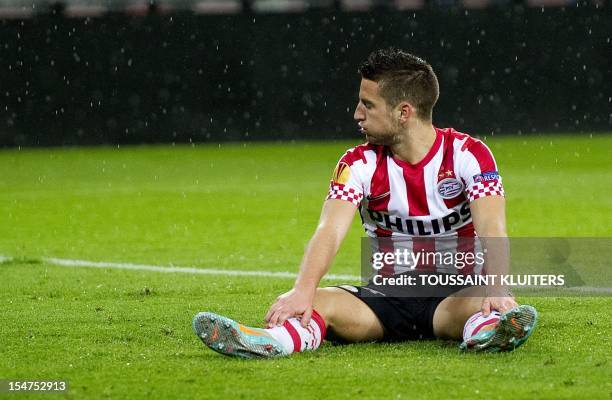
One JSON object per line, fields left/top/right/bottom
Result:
{"left": 193, "top": 312, "right": 287, "bottom": 359}
{"left": 460, "top": 305, "right": 538, "bottom": 352}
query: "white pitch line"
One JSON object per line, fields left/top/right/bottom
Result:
{"left": 40, "top": 256, "right": 362, "bottom": 281}
{"left": 2, "top": 255, "right": 611, "bottom": 293}
{"left": 517, "top": 285, "right": 612, "bottom": 294}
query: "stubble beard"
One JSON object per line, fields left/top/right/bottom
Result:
{"left": 365, "top": 126, "right": 403, "bottom": 146}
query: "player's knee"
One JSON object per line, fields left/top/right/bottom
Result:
{"left": 312, "top": 287, "right": 341, "bottom": 327}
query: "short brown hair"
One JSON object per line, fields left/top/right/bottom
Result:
{"left": 358, "top": 48, "right": 439, "bottom": 121}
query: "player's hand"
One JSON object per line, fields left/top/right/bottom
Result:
{"left": 481, "top": 294, "right": 518, "bottom": 316}
{"left": 264, "top": 288, "right": 315, "bottom": 328}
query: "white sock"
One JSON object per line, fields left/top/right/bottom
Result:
{"left": 266, "top": 309, "right": 327, "bottom": 353}
{"left": 463, "top": 311, "right": 501, "bottom": 341}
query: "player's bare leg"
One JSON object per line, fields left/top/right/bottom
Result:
{"left": 432, "top": 286, "right": 486, "bottom": 339}
{"left": 313, "top": 287, "right": 385, "bottom": 342}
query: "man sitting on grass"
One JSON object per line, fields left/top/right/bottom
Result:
{"left": 192, "top": 48, "right": 537, "bottom": 358}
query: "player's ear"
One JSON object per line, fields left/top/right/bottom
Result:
{"left": 397, "top": 101, "right": 413, "bottom": 123}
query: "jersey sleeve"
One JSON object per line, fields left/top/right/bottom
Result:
{"left": 325, "top": 151, "right": 366, "bottom": 207}
{"left": 456, "top": 139, "right": 505, "bottom": 203}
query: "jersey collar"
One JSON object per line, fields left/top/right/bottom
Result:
{"left": 389, "top": 127, "right": 443, "bottom": 170}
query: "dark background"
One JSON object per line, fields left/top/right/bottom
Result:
{"left": 0, "top": 5, "right": 610, "bottom": 146}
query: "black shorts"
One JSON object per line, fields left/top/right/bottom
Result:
{"left": 333, "top": 280, "right": 468, "bottom": 342}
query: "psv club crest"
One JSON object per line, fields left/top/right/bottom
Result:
{"left": 437, "top": 170, "right": 464, "bottom": 199}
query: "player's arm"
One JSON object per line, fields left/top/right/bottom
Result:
{"left": 469, "top": 195, "right": 518, "bottom": 315}
{"left": 265, "top": 199, "right": 357, "bottom": 328}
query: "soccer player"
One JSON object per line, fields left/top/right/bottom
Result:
{"left": 193, "top": 48, "right": 537, "bottom": 358}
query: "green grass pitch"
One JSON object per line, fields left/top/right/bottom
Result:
{"left": 1, "top": 134, "right": 611, "bottom": 399}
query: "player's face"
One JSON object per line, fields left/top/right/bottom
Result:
{"left": 353, "top": 78, "right": 400, "bottom": 145}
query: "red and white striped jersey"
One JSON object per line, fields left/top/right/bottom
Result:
{"left": 326, "top": 127, "right": 504, "bottom": 239}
